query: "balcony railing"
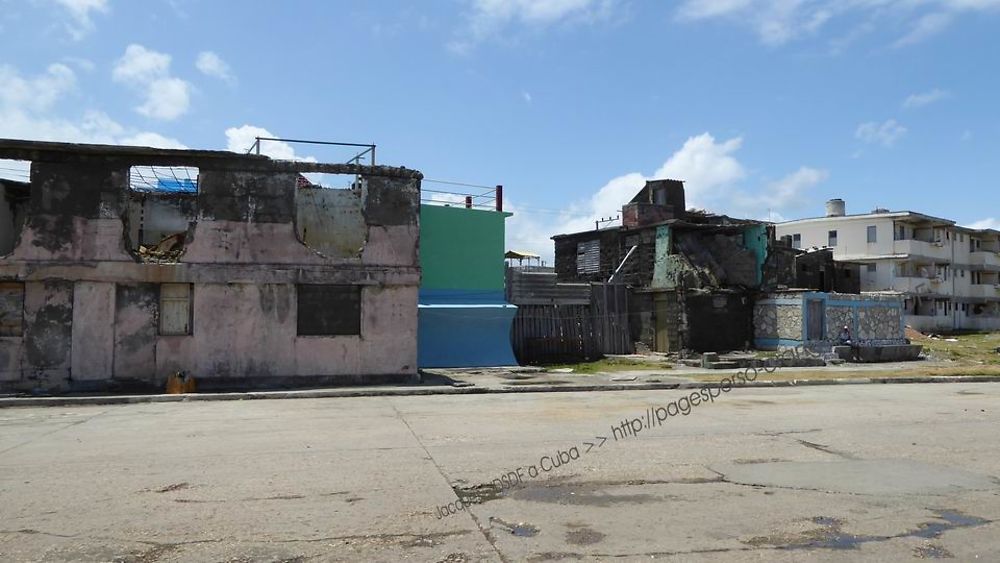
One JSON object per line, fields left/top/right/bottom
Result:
{"left": 969, "top": 251, "right": 1000, "bottom": 268}
{"left": 968, "top": 284, "right": 1000, "bottom": 299}
{"left": 894, "top": 239, "right": 951, "bottom": 261}
{"left": 893, "top": 276, "right": 938, "bottom": 293}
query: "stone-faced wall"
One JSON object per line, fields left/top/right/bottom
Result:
{"left": 825, "top": 306, "right": 854, "bottom": 340}
{"left": 858, "top": 303, "right": 903, "bottom": 341}
{"left": 0, "top": 139, "right": 421, "bottom": 392}
{"left": 754, "top": 295, "right": 804, "bottom": 348}
{"left": 754, "top": 291, "right": 905, "bottom": 350}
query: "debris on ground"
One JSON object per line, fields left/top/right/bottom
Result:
{"left": 138, "top": 232, "right": 185, "bottom": 263}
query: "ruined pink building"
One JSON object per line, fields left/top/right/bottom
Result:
{"left": 0, "top": 139, "right": 421, "bottom": 392}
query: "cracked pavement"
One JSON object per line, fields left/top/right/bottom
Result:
{"left": 1, "top": 383, "right": 999, "bottom": 561}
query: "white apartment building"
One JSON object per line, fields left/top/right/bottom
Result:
{"left": 776, "top": 199, "right": 1000, "bottom": 332}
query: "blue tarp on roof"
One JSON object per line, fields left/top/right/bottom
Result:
{"left": 155, "top": 178, "right": 197, "bottom": 193}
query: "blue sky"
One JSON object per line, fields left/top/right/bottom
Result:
{"left": 1, "top": 0, "right": 998, "bottom": 262}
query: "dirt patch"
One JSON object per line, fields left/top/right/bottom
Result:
{"left": 565, "top": 526, "right": 606, "bottom": 546}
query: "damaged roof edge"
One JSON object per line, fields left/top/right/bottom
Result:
{"left": 550, "top": 218, "right": 763, "bottom": 240}
{"left": 0, "top": 138, "right": 422, "bottom": 180}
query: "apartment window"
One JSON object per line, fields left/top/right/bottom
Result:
{"left": 159, "top": 283, "right": 193, "bottom": 335}
{"left": 866, "top": 263, "right": 877, "bottom": 273}
{"left": 959, "top": 233, "right": 964, "bottom": 242}
{"left": 791, "top": 233, "right": 801, "bottom": 249}
{"left": 576, "top": 239, "right": 600, "bottom": 275}
{"left": 895, "top": 225, "right": 906, "bottom": 241}
{"left": 297, "top": 285, "right": 361, "bottom": 336}
{"left": 961, "top": 270, "right": 965, "bottom": 278}
{"left": 828, "top": 230, "right": 838, "bottom": 247}
{"left": 866, "top": 225, "right": 877, "bottom": 243}
{"left": 0, "top": 282, "right": 24, "bottom": 337}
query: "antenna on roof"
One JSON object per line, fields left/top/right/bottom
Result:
{"left": 595, "top": 215, "right": 620, "bottom": 230}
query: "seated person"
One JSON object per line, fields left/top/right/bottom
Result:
{"left": 837, "top": 325, "right": 852, "bottom": 345}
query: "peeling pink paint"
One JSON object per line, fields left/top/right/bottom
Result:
{"left": 0, "top": 139, "right": 422, "bottom": 392}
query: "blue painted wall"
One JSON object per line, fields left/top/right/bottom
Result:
{"left": 418, "top": 205, "right": 518, "bottom": 367}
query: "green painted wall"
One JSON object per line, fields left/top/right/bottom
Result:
{"left": 420, "top": 205, "right": 512, "bottom": 291}
{"left": 651, "top": 225, "right": 672, "bottom": 289}
{"left": 743, "top": 224, "right": 769, "bottom": 285}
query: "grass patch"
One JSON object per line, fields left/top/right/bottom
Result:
{"left": 687, "top": 364, "right": 1000, "bottom": 382}
{"left": 914, "top": 332, "right": 1000, "bottom": 365}
{"left": 543, "top": 357, "right": 672, "bottom": 374}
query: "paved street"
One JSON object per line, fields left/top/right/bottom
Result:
{"left": 1, "top": 382, "right": 999, "bottom": 562}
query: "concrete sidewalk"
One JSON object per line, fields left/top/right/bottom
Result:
{"left": 3, "top": 367, "right": 1000, "bottom": 408}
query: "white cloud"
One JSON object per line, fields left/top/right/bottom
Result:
{"left": 0, "top": 62, "right": 185, "bottom": 182}
{"left": 732, "top": 166, "right": 828, "bottom": 219}
{"left": 117, "top": 131, "right": 186, "bottom": 149}
{"left": 195, "top": 51, "right": 235, "bottom": 83}
{"left": 450, "top": 0, "right": 620, "bottom": 53}
{"left": 225, "top": 125, "right": 316, "bottom": 162}
{"left": 674, "top": 0, "right": 1000, "bottom": 48}
{"left": 52, "top": 0, "right": 109, "bottom": 40}
{"left": 112, "top": 44, "right": 192, "bottom": 121}
{"left": 63, "top": 57, "right": 96, "bottom": 72}
{"left": 676, "top": 0, "right": 753, "bottom": 20}
{"left": 677, "top": 0, "right": 832, "bottom": 46}
{"left": 856, "top": 119, "right": 907, "bottom": 147}
{"left": 521, "top": 90, "right": 532, "bottom": 103}
{"left": 902, "top": 88, "right": 950, "bottom": 109}
{"left": 136, "top": 78, "right": 190, "bottom": 120}
{"left": 0, "top": 63, "right": 76, "bottom": 112}
{"left": 654, "top": 133, "right": 746, "bottom": 206}
{"left": 112, "top": 44, "right": 170, "bottom": 84}
{"left": 505, "top": 132, "right": 826, "bottom": 262}
{"left": 968, "top": 218, "right": 1000, "bottom": 230}
{"left": 892, "top": 11, "right": 954, "bottom": 47}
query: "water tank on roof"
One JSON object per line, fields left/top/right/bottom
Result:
{"left": 826, "top": 198, "right": 846, "bottom": 217}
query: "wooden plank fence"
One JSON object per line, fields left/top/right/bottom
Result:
{"left": 511, "top": 282, "right": 632, "bottom": 365}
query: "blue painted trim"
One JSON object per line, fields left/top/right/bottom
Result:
{"left": 419, "top": 304, "right": 517, "bottom": 309}
{"left": 825, "top": 300, "right": 902, "bottom": 309}
{"left": 755, "top": 337, "right": 803, "bottom": 348}
{"left": 419, "top": 288, "right": 508, "bottom": 305}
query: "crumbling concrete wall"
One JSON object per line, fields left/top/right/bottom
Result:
{"left": 127, "top": 194, "right": 197, "bottom": 246}
{"left": 0, "top": 139, "right": 422, "bottom": 392}
{"left": 684, "top": 292, "right": 751, "bottom": 352}
{"left": 0, "top": 179, "right": 30, "bottom": 256}
{"left": 296, "top": 186, "right": 366, "bottom": 259}
{"left": 761, "top": 245, "right": 798, "bottom": 290}
{"left": 674, "top": 231, "right": 759, "bottom": 288}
